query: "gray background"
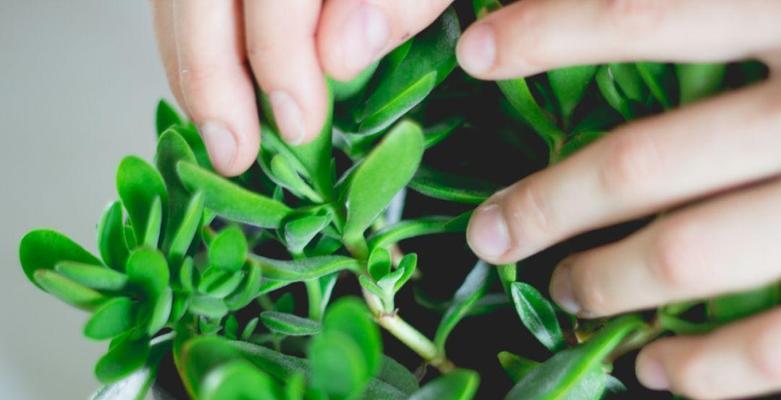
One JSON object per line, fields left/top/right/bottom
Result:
{"left": 0, "top": 1, "right": 169, "bottom": 398}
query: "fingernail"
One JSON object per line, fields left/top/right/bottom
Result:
{"left": 200, "top": 121, "right": 237, "bottom": 174}
{"left": 637, "top": 356, "right": 669, "bottom": 390}
{"left": 467, "top": 204, "right": 511, "bottom": 259}
{"left": 550, "top": 261, "right": 581, "bottom": 315}
{"left": 269, "top": 91, "right": 305, "bottom": 145}
{"left": 457, "top": 24, "right": 496, "bottom": 75}
{"left": 341, "top": 4, "right": 389, "bottom": 73}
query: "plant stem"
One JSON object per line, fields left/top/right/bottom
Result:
{"left": 305, "top": 279, "right": 323, "bottom": 321}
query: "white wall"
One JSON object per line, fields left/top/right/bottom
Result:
{"left": 0, "top": 1, "right": 169, "bottom": 398}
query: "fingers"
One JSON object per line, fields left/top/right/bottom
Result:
{"left": 636, "top": 308, "right": 781, "bottom": 399}
{"left": 244, "top": 0, "right": 329, "bottom": 146}
{"left": 547, "top": 177, "right": 781, "bottom": 318}
{"left": 466, "top": 81, "right": 781, "bottom": 264}
{"left": 171, "top": 0, "right": 260, "bottom": 176}
{"left": 151, "top": 0, "right": 185, "bottom": 108}
{"left": 317, "top": 0, "right": 453, "bottom": 80}
{"left": 457, "top": 0, "right": 781, "bottom": 79}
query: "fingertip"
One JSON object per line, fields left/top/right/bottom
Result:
{"left": 636, "top": 346, "right": 671, "bottom": 391}
{"left": 199, "top": 120, "right": 258, "bottom": 177}
{"left": 467, "top": 203, "right": 512, "bottom": 263}
{"left": 457, "top": 23, "right": 497, "bottom": 78}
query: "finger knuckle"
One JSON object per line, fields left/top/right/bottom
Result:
{"left": 599, "top": 130, "right": 660, "bottom": 198}
{"left": 652, "top": 220, "right": 701, "bottom": 288}
{"left": 602, "top": 0, "right": 666, "bottom": 36}
{"left": 504, "top": 179, "right": 558, "bottom": 238}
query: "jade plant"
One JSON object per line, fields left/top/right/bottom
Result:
{"left": 19, "top": 3, "right": 774, "bottom": 399}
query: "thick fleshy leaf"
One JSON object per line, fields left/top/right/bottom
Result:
{"left": 505, "top": 316, "right": 644, "bottom": 400}
{"left": 548, "top": 65, "right": 597, "bottom": 122}
{"left": 284, "top": 214, "right": 331, "bottom": 254}
{"left": 209, "top": 226, "right": 247, "bottom": 272}
{"left": 434, "top": 261, "right": 491, "bottom": 352}
{"left": 498, "top": 77, "right": 564, "bottom": 151}
{"left": 260, "top": 311, "right": 321, "bottom": 336}
{"left": 596, "top": 65, "right": 632, "bottom": 120}
{"left": 330, "top": 62, "right": 379, "bottom": 101}
{"left": 201, "top": 360, "right": 284, "bottom": 400}
{"left": 198, "top": 268, "right": 245, "bottom": 299}
{"left": 498, "top": 351, "right": 539, "bottom": 382}
{"left": 97, "top": 202, "right": 129, "bottom": 271}
{"left": 323, "top": 298, "right": 382, "bottom": 377}
{"left": 225, "top": 264, "right": 262, "bottom": 311}
{"left": 33, "top": 270, "right": 106, "bottom": 311}
{"left": 343, "top": 120, "right": 424, "bottom": 240}
{"left": 676, "top": 63, "right": 726, "bottom": 105}
{"left": 84, "top": 297, "right": 136, "bottom": 340}
{"left": 177, "top": 162, "right": 290, "bottom": 228}
{"left": 251, "top": 255, "right": 359, "bottom": 281}
{"left": 156, "top": 129, "right": 198, "bottom": 250}
{"left": 143, "top": 197, "right": 163, "bottom": 248}
{"left": 241, "top": 317, "right": 259, "bottom": 341}
{"left": 376, "top": 355, "right": 419, "bottom": 395}
{"left": 356, "top": 9, "right": 460, "bottom": 134}
{"left": 126, "top": 248, "right": 169, "bottom": 298}
{"left": 368, "top": 247, "right": 392, "bottom": 281}
{"left": 189, "top": 296, "right": 228, "bottom": 319}
{"left": 310, "top": 331, "right": 369, "bottom": 399}
{"left": 117, "top": 156, "right": 168, "bottom": 245}
{"left": 368, "top": 213, "right": 469, "bottom": 250}
{"left": 90, "top": 334, "right": 172, "bottom": 400}
{"left": 20, "top": 229, "right": 102, "bottom": 289}
{"left": 511, "top": 282, "right": 565, "bottom": 352}
{"left": 267, "top": 154, "right": 322, "bottom": 202}
{"left": 146, "top": 287, "right": 173, "bottom": 335}
{"left": 636, "top": 62, "right": 673, "bottom": 108}
{"left": 55, "top": 261, "right": 128, "bottom": 291}
{"left": 423, "top": 117, "right": 464, "bottom": 149}
{"left": 408, "top": 369, "right": 479, "bottom": 400}
{"left": 168, "top": 192, "right": 205, "bottom": 265}
{"left": 609, "top": 63, "right": 646, "bottom": 102}
{"left": 95, "top": 337, "right": 151, "bottom": 384}
{"left": 409, "top": 166, "right": 498, "bottom": 204}
{"left": 155, "top": 99, "right": 183, "bottom": 136}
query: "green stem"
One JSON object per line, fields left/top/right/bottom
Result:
{"left": 305, "top": 279, "right": 323, "bottom": 321}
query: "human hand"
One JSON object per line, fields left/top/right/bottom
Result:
{"left": 150, "top": 0, "right": 452, "bottom": 176}
{"left": 459, "top": 1, "right": 781, "bottom": 398}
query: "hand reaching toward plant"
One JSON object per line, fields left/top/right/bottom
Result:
{"left": 461, "top": 0, "right": 781, "bottom": 398}
{"left": 150, "top": 0, "right": 452, "bottom": 176}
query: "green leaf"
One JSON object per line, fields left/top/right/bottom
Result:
{"left": 368, "top": 247, "right": 392, "bottom": 280}
{"left": 201, "top": 360, "right": 284, "bottom": 400}
{"left": 95, "top": 337, "right": 150, "bottom": 384}
{"left": 409, "top": 369, "right": 480, "bottom": 400}
{"left": 284, "top": 214, "right": 332, "bottom": 254}
{"left": 189, "top": 295, "right": 228, "bottom": 319}
{"left": 409, "top": 166, "right": 498, "bottom": 204}
{"left": 609, "top": 63, "right": 646, "bottom": 102}
{"left": 676, "top": 63, "right": 726, "bottom": 105}
{"left": 309, "top": 331, "right": 369, "bottom": 399}
{"left": 156, "top": 99, "right": 183, "bottom": 136}
{"left": 377, "top": 253, "right": 417, "bottom": 294}
{"left": 209, "top": 226, "right": 248, "bottom": 272}
{"left": 117, "top": 156, "right": 168, "bottom": 246}
{"left": 498, "top": 351, "right": 539, "bottom": 382}
{"left": 179, "top": 257, "right": 195, "bottom": 292}
{"left": 251, "top": 255, "right": 359, "bottom": 281}
{"left": 268, "top": 154, "right": 323, "bottom": 202}
{"left": 505, "top": 315, "right": 644, "bottom": 400}
{"left": 91, "top": 334, "right": 172, "bottom": 400}
{"left": 84, "top": 297, "right": 136, "bottom": 340}
{"left": 596, "top": 65, "right": 632, "bottom": 120}
{"left": 260, "top": 311, "right": 321, "bottom": 336}
{"left": 168, "top": 192, "right": 205, "bottom": 265}
{"left": 376, "top": 355, "right": 419, "bottom": 395}
{"left": 356, "top": 9, "right": 460, "bottom": 134}
{"left": 344, "top": 120, "right": 424, "bottom": 240}
{"left": 423, "top": 117, "right": 464, "bottom": 149}
{"left": 97, "top": 201, "right": 129, "bottom": 271}
{"left": 498, "top": 77, "right": 565, "bottom": 152}
{"left": 33, "top": 270, "right": 106, "bottom": 311}
{"left": 55, "top": 261, "right": 128, "bottom": 291}
{"left": 224, "top": 315, "right": 239, "bottom": 340}
{"left": 241, "top": 317, "right": 259, "bottom": 341}
{"left": 434, "top": 261, "right": 491, "bottom": 352}
{"left": 225, "top": 263, "right": 263, "bottom": 311}
{"left": 156, "top": 129, "right": 198, "bottom": 251}
{"left": 558, "top": 131, "right": 605, "bottom": 160}
{"left": 198, "top": 269, "right": 246, "bottom": 298}
{"left": 126, "top": 248, "right": 169, "bottom": 298}
{"left": 548, "top": 65, "right": 597, "bottom": 122}
{"left": 707, "top": 284, "right": 780, "bottom": 323}
{"left": 177, "top": 162, "right": 290, "bottom": 228}
{"left": 330, "top": 62, "right": 379, "bottom": 101}
{"left": 143, "top": 197, "right": 163, "bottom": 248}
{"left": 20, "top": 229, "right": 102, "bottom": 289}
{"left": 510, "top": 282, "right": 565, "bottom": 352}
{"left": 146, "top": 287, "right": 173, "bottom": 335}
{"left": 323, "top": 298, "right": 382, "bottom": 377}
{"left": 636, "top": 62, "right": 673, "bottom": 108}
{"left": 368, "top": 213, "right": 469, "bottom": 250}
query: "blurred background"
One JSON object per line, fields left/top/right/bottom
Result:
{"left": 0, "top": 1, "right": 169, "bottom": 397}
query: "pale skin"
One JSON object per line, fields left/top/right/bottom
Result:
{"left": 151, "top": 1, "right": 781, "bottom": 398}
